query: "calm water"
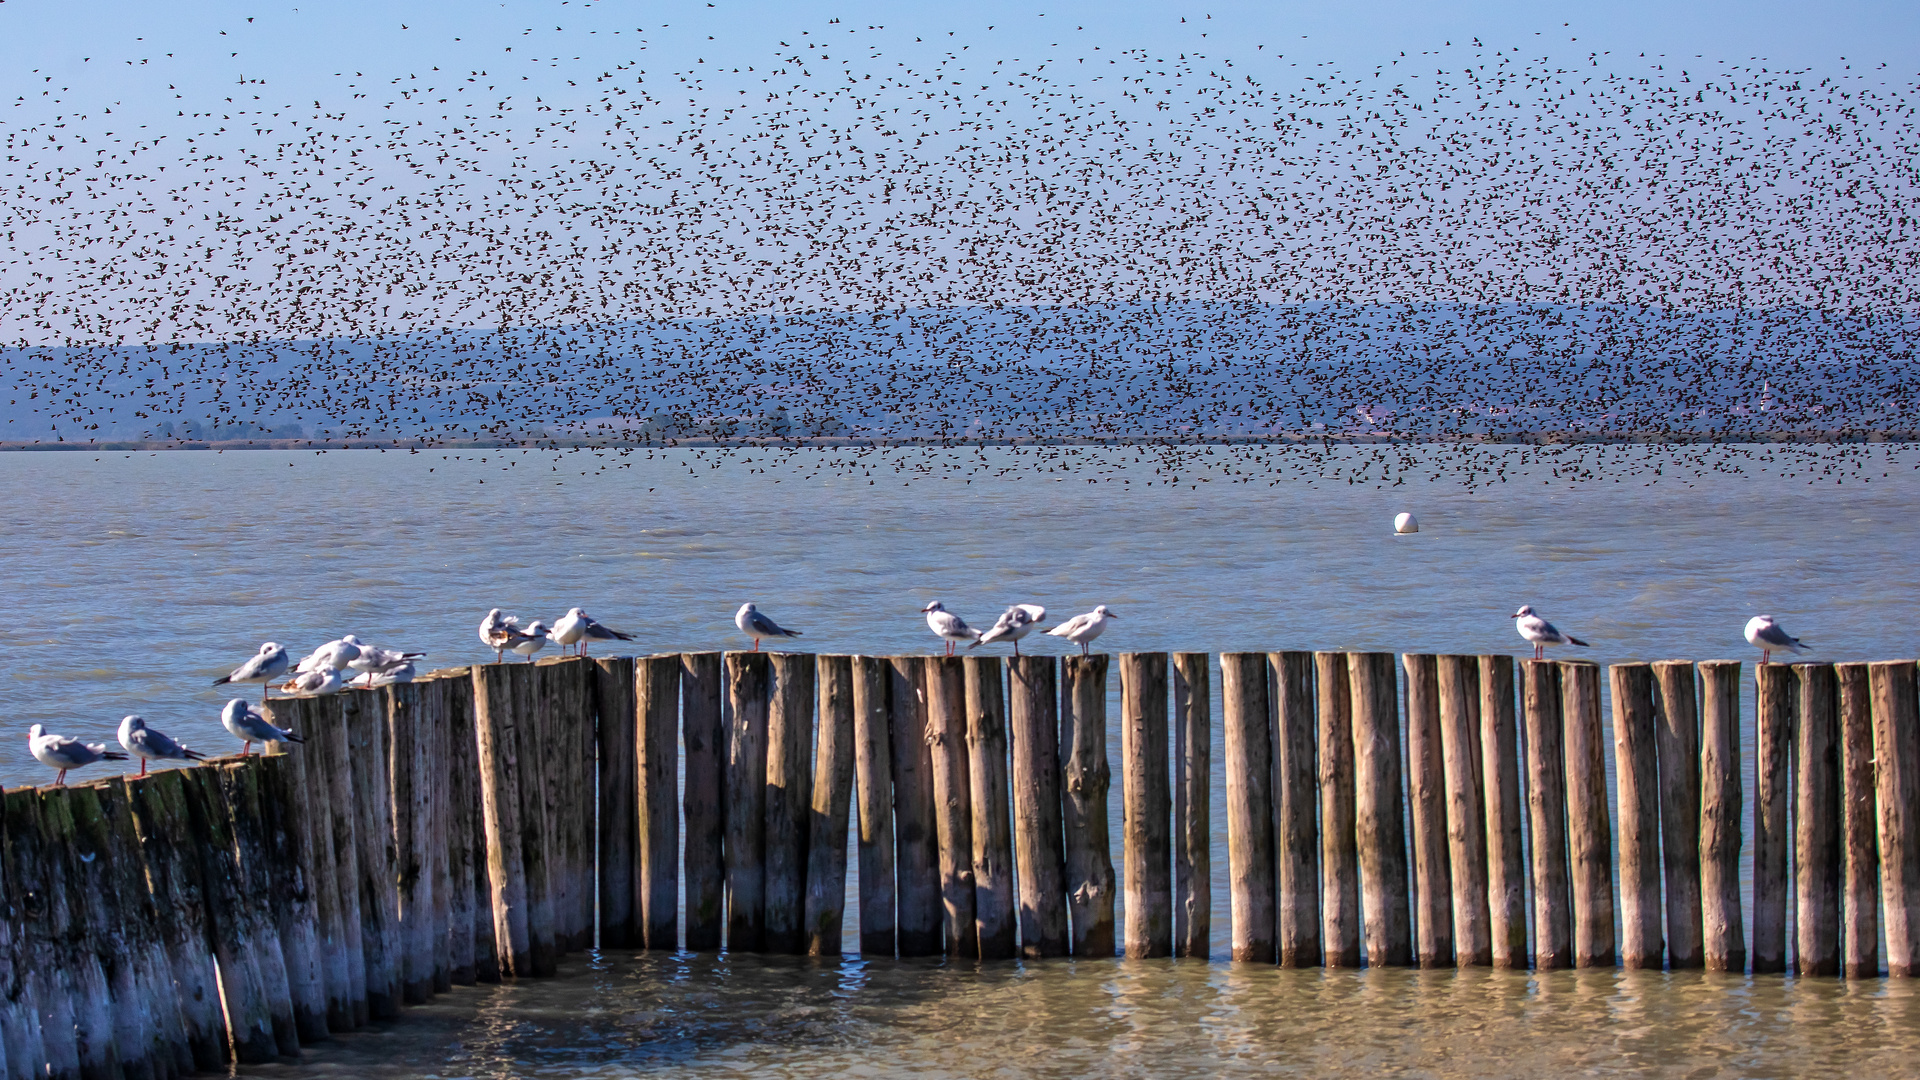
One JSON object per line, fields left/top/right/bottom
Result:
{"left": 5, "top": 446, "right": 1920, "bottom": 1077}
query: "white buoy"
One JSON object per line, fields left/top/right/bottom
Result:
{"left": 1394, "top": 512, "right": 1419, "bottom": 534}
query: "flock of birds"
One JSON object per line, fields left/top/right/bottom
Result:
{"left": 22, "top": 597, "right": 1805, "bottom": 786}
{"left": 0, "top": 16, "right": 1914, "bottom": 490}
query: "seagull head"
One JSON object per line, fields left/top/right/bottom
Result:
{"left": 1094, "top": 605, "right": 1116, "bottom": 617}
{"left": 567, "top": 607, "right": 587, "bottom": 618}
{"left": 341, "top": 634, "right": 365, "bottom": 646}
{"left": 1512, "top": 605, "right": 1536, "bottom": 619}
{"left": 28, "top": 723, "right": 45, "bottom": 740}
{"left": 1754, "top": 614, "right": 1775, "bottom": 624}
{"left": 922, "top": 601, "right": 946, "bottom": 613}
{"left": 738, "top": 602, "right": 758, "bottom": 614}
{"left": 121, "top": 715, "right": 146, "bottom": 733}
{"left": 260, "top": 641, "right": 281, "bottom": 654}
{"left": 222, "top": 699, "right": 250, "bottom": 724}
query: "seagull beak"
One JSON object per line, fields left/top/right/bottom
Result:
{"left": 1509, "top": 614, "right": 1520, "bottom": 618}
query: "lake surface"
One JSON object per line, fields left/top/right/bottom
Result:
{"left": 4, "top": 445, "right": 1919, "bottom": 1077}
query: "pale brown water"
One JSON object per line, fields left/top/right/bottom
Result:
{"left": 248, "top": 952, "right": 1920, "bottom": 1079}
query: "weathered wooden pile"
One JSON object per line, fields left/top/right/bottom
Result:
{"left": 2, "top": 650, "right": 1918, "bottom": 1077}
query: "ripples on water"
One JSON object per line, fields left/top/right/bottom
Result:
{"left": 246, "top": 953, "right": 1920, "bottom": 1079}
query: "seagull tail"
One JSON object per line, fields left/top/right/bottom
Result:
{"left": 967, "top": 638, "right": 984, "bottom": 650}
{"left": 183, "top": 748, "right": 207, "bottom": 761}
{"left": 102, "top": 751, "right": 129, "bottom": 761}
{"left": 401, "top": 651, "right": 427, "bottom": 660}
{"left": 213, "top": 675, "right": 232, "bottom": 686}
{"left": 283, "top": 731, "right": 308, "bottom": 744}
{"left": 1567, "top": 635, "right": 1591, "bottom": 647}
{"left": 782, "top": 628, "right": 804, "bottom": 637}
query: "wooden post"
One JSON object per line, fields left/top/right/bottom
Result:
{"left": 124, "top": 770, "right": 227, "bottom": 1070}
{"left": 925, "top": 655, "right": 977, "bottom": 958}
{"left": 725, "top": 651, "right": 772, "bottom": 953}
{"left": 1795, "top": 663, "right": 1842, "bottom": 977}
{"left": 1316, "top": 652, "right": 1360, "bottom": 968}
{"left": 1873, "top": 660, "right": 1920, "bottom": 976}
{"left": 72, "top": 780, "right": 175, "bottom": 1076}
{"left": 805, "top": 655, "right": 857, "bottom": 956}
{"left": 213, "top": 763, "right": 302, "bottom": 1055}
{"left": 593, "top": 656, "right": 639, "bottom": 950}
{"left": 541, "top": 658, "right": 596, "bottom": 955}
{"left": 1173, "top": 652, "right": 1212, "bottom": 960}
{"left": 965, "top": 656, "right": 1018, "bottom": 961}
{"left": 314, "top": 695, "right": 368, "bottom": 1022}
{"left": 1753, "top": 662, "right": 1795, "bottom": 975}
{"left": 1062, "top": 653, "right": 1117, "bottom": 958}
{"left": 1269, "top": 651, "right": 1319, "bottom": 968}
{"left": 638, "top": 654, "right": 683, "bottom": 951}
{"left": 37, "top": 786, "right": 123, "bottom": 1077}
{"left": 471, "top": 663, "right": 531, "bottom": 977}
{"left": 1611, "top": 663, "right": 1663, "bottom": 970}
{"left": 1121, "top": 652, "right": 1173, "bottom": 960}
{"left": 1521, "top": 660, "right": 1572, "bottom": 970}
{"left": 681, "top": 652, "right": 726, "bottom": 952}
{"left": 1652, "top": 660, "right": 1705, "bottom": 970}
{"left": 1010, "top": 654, "right": 1068, "bottom": 959}
{"left": 439, "top": 670, "right": 494, "bottom": 985}
{"left": 1838, "top": 662, "right": 1879, "bottom": 979}
{"left": 889, "top": 656, "right": 943, "bottom": 957}
{"left": 386, "top": 682, "right": 435, "bottom": 1005}
{"left": 421, "top": 676, "right": 454, "bottom": 995}
{"left": 0, "top": 791, "right": 37, "bottom": 1080}
{"left": 1404, "top": 654, "right": 1453, "bottom": 969}
{"left": 851, "top": 655, "right": 897, "bottom": 957}
{"left": 1479, "top": 655, "right": 1527, "bottom": 970}
{"left": 276, "top": 695, "right": 353, "bottom": 1030}
{"left": 1349, "top": 652, "right": 1412, "bottom": 967}
{"left": 256, "top": 755, "right": 330, "bottom": 1044}
{"left": 181, "top": 766, "right": 283, "bottom": 1063}
{"left": 1220, "top": 651, "right": 1275, "bottom": 963}
{"left": 4, "top": 789, "right": 81, "bottom": 1078}
{"left": 1699, "top": 659, "right": 1747, "bottom": 973}
{"left": 1560, "top": 660, "right": 1614, "bottom": 969}
{"left": 347, "top": 690, "right": 403, "bottom": 1011}
{"left": 1438, "top": 655, "right": 1490, "bottom": 967}
{"left": 106, "top": 776, "right": 202, "bottom": 1071}
{"left": 764, "top": 652, "right": 816, "bottom": 955}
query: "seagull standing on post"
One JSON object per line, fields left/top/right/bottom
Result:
{"left": 214, "top": 642, "right": 289, "bottom": 705}
{"left": 735, "top": 602, "right": 802, "bottom": 651}
{"left": 1745, "top": 615, "right": 1811, "bottom": 665}
{"left": 118, "top": 715, "right": 205, "bottom": 776}
{"left": 1512, "top": 605, "right": 1589, "bottom": 660}
{"left": 551, "top": 608, "right": 634, "bottom": 656}
{"left": 28, "top": 725, "right": 126, "bottom": 785}
{"left": 923, "top": 601, "right": 981, "bottom": 656}
{"left": 221, "top": 699, "right": 307, "bottom": 757}
{"left": 971, "top": 604, "right": 1046, "bottom": 656}
{"left": 1047, "top": 605, "right": 1117, "bottom": 656}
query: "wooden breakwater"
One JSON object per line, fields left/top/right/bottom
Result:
{"left": 3, "top": 653, "right": 1919, "bottom": 1075}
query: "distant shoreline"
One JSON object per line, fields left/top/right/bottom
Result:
{"left": 2, "top": 431, "right": 1916, "bottom": 452}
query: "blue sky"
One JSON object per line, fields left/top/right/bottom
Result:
{"left": 3, "top": 0, "right": 1915, "bottom": 133}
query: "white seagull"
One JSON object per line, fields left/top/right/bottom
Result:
{"left": 735, "top": 603, "right": 803, "bottom": 652}
{"left": 922, "top": 601, "right": 981, "bottom": 656}
{"left": 551, "top": 607, "right": 634, "bottom": 656}
{"left": 350, "top": 661, "right": 416, "bottom": 689}
{"left": 343, "top": 636, "right": 426, "bottom": 679}
{"left": 479, "top": 608, "right": 517, "bottom": 662}
{"left": 510, "top": 621, "right": 550, "bottom": 663}
{"left": 118, "top": 715, "right": 205, "bottom": 777}
{"left": 971, "top": 604, "right": 1047, "bottom": 656}
{"left": 1745, "top": 615, "right": 1811, "bottom": 665}
{"left": 283, "top": 666, "right": 345, "bottom": 697}
{"left": 295, "top": 637, "right": 362, "bottom": 675}
{"left": 214, "top": 642, "right": 290, "bottom": 704}
{"left": 1512, "top": 605, "right": 1590, "bottom": 660}
{"left": 221, "top": 699, "right": 307, "bottom": 757}
{"left": 1047, "top": 605, "right": 1117, "bottom": 656}
{"left": 28, "top": 724, "right": 127, "bottom": 785}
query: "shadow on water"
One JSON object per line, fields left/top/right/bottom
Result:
{"left": 248, "top": 952, "right": 1920, "bottom": 1079}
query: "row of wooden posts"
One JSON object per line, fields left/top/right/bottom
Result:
{"left": 4, "top": 651, "right": 1920, "bottom": 1077}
